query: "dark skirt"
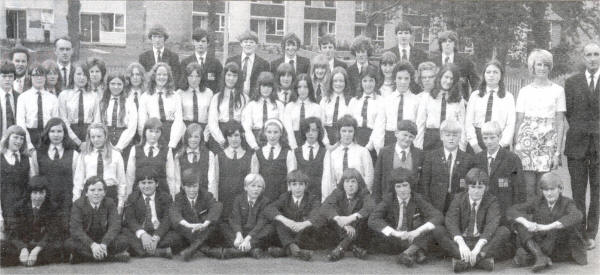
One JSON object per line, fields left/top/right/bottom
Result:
{"left": 294, "top": 130, "right": 305, "bottom": 147}
{"left": 70, "top": 123, "right": 90, "bottom": 143}
{"left": 324, "top": 125, "right": 338, "bottom": 145}
{"left": 356, "top": 127, "right": 372, "bottom": 147}
{"left": 384, "top": 130, "right": 396, "bottom": 147}
{"left": 27, "top": 128, "right": 43, "bottom": 149}
{"left": 466, "top": 127, "right": 487, "bottom": 154}
{"left": 207, "top": 122, "right": 227, "bottom": 154}
{"left": 158, "top": 120, "right": 174, "bottom": 148}
{"left": 423, "top": 128, "right": 442, "bottom": 152}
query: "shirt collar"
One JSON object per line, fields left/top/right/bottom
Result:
{"left": 444, "top": 148, "right": 458, "bottom": 159}
{"left": 486, "top": 86, "right": 499, "bottom": 94}
{"left": 398, "top": 44, "right": 411, "bottom": 52}
{"left": 284, "top": 55, "right": 297, "bottom": 63}
{"left": 266, "top": 143, "right": 282, "bottom": 151}
{"left": 144, "top": 143, "right": 159, "bottom": 151}
{"left": 395, "top": 143, "right": 410, "bottom": 155}
{"left": 242, "top": 53, "right": 255, "bottom": 62}
{"left": 586, "top": 69, "right": 600, "bottom": 81}
{"left": 303, "top": 142, "right": 319, "bottom": 151}
{"left": 187, "top": 195, "right": 198, "bottom": 204}
{"left": 293, "top": 195, "right": 303, "bottom": 204}
{"left": 57, "top": 62, "right": 71, "bottom": 70}
{"left": 153, "top": 47, "right": 165, "bottom": 54}
{"left": 50, "top": 143, "right": 63, "bottom": 151}
{"left": 362, "top": 93, "right": 373, "bottom": 100}
{"left": 442, "top": 53, "right": 454, "bottom": 61}
{"left": 0, "top": 87, "right": 13, "bottom": 96}
{"left": 187, "top": 148, "right": 200, "bottom": 154}
{"left": 469, "top": 197, "right": 481, "bottom": 208}
{"left": 145, "top": 193, "right": 156, "bottom": 202}
{"left": 195, "top": 51, "right": 207, "bottom": 61}
{"left": 487, "top": 149, "right": 499, "bottom": 159}
{"left": 247, "top": 196, "right": 257, "bottom": 205}
{"left": 396, "top": 195, "right": 411, "bottom": 204}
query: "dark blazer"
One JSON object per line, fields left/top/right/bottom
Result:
{"left": 475, "top": 148, "right": 525, "bottom": 217}
{"left": 321, "top": 179, "right": 373, "bottom": 220}
{"left": 180, "top": 53, "right": 223, "bottom": 93}
{"left": 431, "top": 53, "right": 480, "bottom": 99}
{"left": 564, "top": 72, "right": 599, "bottom": 159}
{"left": 332, "top": 58, "right": 348, "bottom": 70}
{"left": 123, "top": 191, "right": 173, "bottom": 238}
{"left": 58, "top": 62, "right": 76, "bottom": 90}
{"left": 169, "top": 190, "right": 222, "bottom": 225}
{"left": 421, "top": 148, "right": 475, "bottom": 212}
{"left": 264, "top": 191, "right": 321, "bottom": 225}
{"left": 139, "top": 48, "right": 181, "bottom": 81}
{"left": 69, "top": 197, "right": 121, "bottom": 247}
{"left": 445, "top": 192, "right": 500, "bottom": 241}
{"left": 226, "top": 54, "right": 270, "bottom": 92}
{"left": 7, "top": 199, "right": 62, "bottom": 250}
{"left": 385, "top": 45, "right": 428, "bottom": 69}
{"left": 368, "top": 192, "right": 443, "bottom": 232}
{"left": 271, "top": 55, "right": 310, "bottom": 76}
{"left": 507, "top": 195, "right": 583, "bottom": 231}
{"left": 373, "top": 145, "right": 424, "bottom": 203}
{"left": 229, "top": 192, "right": 270, "bottom": 237}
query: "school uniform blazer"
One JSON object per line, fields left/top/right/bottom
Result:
{"left": 180, "top": 54, "right": 223, "bottom": 93}
{"left": 564, "top": 72, "right": 599, "bottom": 159}
{"left": 373, "top": 145, "right": 424, "bottom": 203}
{"left": 229, "top": 192, "right": 271, "bottom": 237}
{"left": 226, "top": 54, "right": 270, "bottom": 92}
{"left": 70, "top": 197, "right": 121, "bottom": 247}
{"left": 139, "top": 48, "right": 181, "bottom": 81}
{"left": 264, "top": 192, "right": 321, "bottom": 225}
{"left": 123, "top": 191, "right": 173, "bottom": 238}
{"left": 431, "top": 53, "right": 480, "bottom": 96}
{"left": 320, "top": 188, "right": 372, "bottom": 220}
{"left": 170, "top": 190, "right": 222, "bottom": 225}
{"left": 420, "top": 148, "right": 475, "bottom": 211}
{"left": 7, "top": 199, "right": 62, "bottom": 250}
{"left": 507, "top": 194, "right": 583, "bottom": 230}
{"left": 475, "top": 148, "right": 525, "bottom": 214}
{"left": 368, "top": 192, "right": 443, "bottom": 232}
{"left": 385, "top": 46, "right": 428, "bottom": 69}
{"left": 445, "top": 192, "right": 501, "bottom": 241}
{"left": 271, "top": 55, "right": 311, "bottom": 76}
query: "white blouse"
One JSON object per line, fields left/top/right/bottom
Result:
{"left": 138, "top": 91, "right": 185, "bottom": 148}
{"left": 207, "top": 90, "right": 248, "bottom": 145}
{"left": 94, "top": 96, "right": 138, "bottom": 151}
{"left": 515, "top": 83, "right": 566, "bottom": 118}
{"left": 73, "top": 148, "right": 127, "bottom": 209}
{"left": 348, "top": 94, "right": 385, "bottom": 151}
{"left": 415, "top": 92, "right": 466, "bottom": 149}
{"left": 242, "top": 99, "right": 286, "bottom": 149}
{"left": 321, "top": 143, "right": 373, "bottom": 201}
{"left": 465, "top": 89, "right": 516, "bottom": 148}
{"left": 283, "top": 100, "right": 328, "bottom": 149}
{"left": 178, "top": 87, "right": 214, "bottom": 124}
{"left": 320, "top": 94, "right": 350, "bottom": 126}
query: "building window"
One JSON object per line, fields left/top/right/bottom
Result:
{"left": 272, "top": 0, "right": 283, "bottom": 4}
{"left": 100, "top": 13, "right": 125, "bottom": 32}
{"left": 192, "top": 14, "right": 225, "bottom": 32}
{"left": 356, "top": 1, "right": 364, "bottom": 11}
{"left": 355, "top": 25, "right": 365, "bottom": 36}
{"left": 412, "top": 26, "right": 429, "bottom": 43}
{"left": 305, "top": 0, "right": 311, "bottom": 6}
{"left": 218, "top": 14, "right": 225, "bottom": 32}
{"left": 266, "top": 18, "right": 284, "bottom": 35}
{"left": 375, "top": 25, "right": 384, "bottom": 41}
{"left": 318, "top": 21, "right": 335, "bottom": 37}
{"left": 250, "top": 19, "right": 259, "bottom": 33}
{"left": 324, "top": 0, "right": 335, "bottom": 8}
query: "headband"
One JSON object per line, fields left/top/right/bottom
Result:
{"left": 264, "top": 118, "right": 284, "bottom": 130}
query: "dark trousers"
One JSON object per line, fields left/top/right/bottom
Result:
{"left": 433, "top": 225, "right": 513, "bottom": 260}
{"left": 122, "top": 229, "right": 186, "bottom": 256}
{"left": 274, "top": 221, "right": 328, "bottom": 250}
{"left": 568, "top": 150, "right": 599, "bottom": 239}
{"left": 514, "top": 223, "right": 587, "bottom": 264}
{"left": 0, "top": 240, "right": 62, "bottom": 266}
{"left": 64, "top": 234, "right": 129, "bottom": 262}
{"left": 330, "top": 219, "right": 369, "bottom": 249}
{"left": 220, "top": 222, "right": 275, "bottom": 249}
{"left": 173, "top": 223, "right": 216, "bottom": 249}
{"left": 370, "top": 228, "right": 432, "bottom": 254}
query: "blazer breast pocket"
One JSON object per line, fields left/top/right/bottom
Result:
{"left": 498, "top": 178, "right": 510, "bottom": 189}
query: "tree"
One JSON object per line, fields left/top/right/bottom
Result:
{"left": 67, "top": 0, "right": 81, "bottom": 61}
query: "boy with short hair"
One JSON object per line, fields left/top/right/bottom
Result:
{"left": 318, "top": 34, "right": 348, "bottom": 72}
{"left": 226, "top": 30, "right": 270, "bottom": 95}
{"left": 180, "top": 27, "right": 223, "bottom": 92}
{"left": 433, "top": 168, "right": 512, "bottom": 272}
{"left": 368, "top": 167, "right": 443, "bottom": 267}
{"left": 508, "top": 173, "right": 587, "bottom": 272}
{"left": 170, "top": 169, "right": 223, "bottom": 261}
{"left": 271, "top": 32, "right": 310, "bottom": 76}
{"left": 264, "top": 170, "right": 323, "bottom": 261}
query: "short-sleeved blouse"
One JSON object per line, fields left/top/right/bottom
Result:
{"left": 515, "top": 83, "right": 566, "bottom": 118}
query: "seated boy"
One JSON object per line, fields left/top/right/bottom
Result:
{"left": 321, "top": 168, "right": 372, "bottom": 261}
{"left": 433, "top": 168, "right": 512, "bottom": 272}
{"left": 170, "top": 168, "right": 223, "bottom": 261}
{"left": 216, "top": 174, "right": 274, "bottom": 259}
{"left": 65, "top": 176, "right": 130, "bottom": 264}
{"left": 264, "top": 170, "right": 324, "bottom": 261}
{"left": 421, "top": 119, "right": 475, "bottom": 213}
{"left": 2, "top": 176, "right": 63, "bottom": 266}
{"left": 122, "top": 168, "right": 184, "bottom": 259}
{"left": 508, "top": 172, "right": 587, "bottom": 272}
{"left": 368, "top": 168, "right": 443, "bottom": 267}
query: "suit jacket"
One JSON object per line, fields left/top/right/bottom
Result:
{"left": 320, "top": 183, "right": 373, "bottom": 221}
{"left": 421, "top": 148, "right": 475, "bottom": 212}
{"left": 475, "top": 148, "right": 525, "bottom": 218}
{"left": 139, "top": 48, "right": 181, "bottom": 81}
{"left": 59, "top": 62, "right": 76, "bottom": 90}
{"left": 180, "top": 53, "right": 223, "bottom": 93}
{"left": 70, "top": 197, "right": 121, "bottom": 247}
{"left": 385, "top": 46, "right": 428, "bottom": 69}
{"left": 373, "top": 145, "right": 424, "bottom": 203}
{"left": 7, "top": 199, "right": 62, "bottom": 250}
{"left": 271, "top": 55, "right": 310, "bottom": 76}
{"left": 226, "top": 54, "right": 270, "bottom": 92}
{"left": 264, "top": 191, "right": 321, "bottom": 225}
{"left": 564, "top": 72, "right": 599, "bottom": 159}
{"left": 229, "top": 192, "right": 270, "bottom": 237}
{"left": 445, "top": 192, "right": 500, "bottom": 241}
{"left": 431, "top": 53, "right": 480, "bottom": 99}
{"left": 123, "top": 191, "right": 173, "bottom": 238}
{"left": 507, "top": 194, "right": 583, "bottom": 230}
{"left": 170, "top": 190, "right": 222, "bottom": 225}
{"left": 368, "top": 192, "right": 443, "bottom": 232}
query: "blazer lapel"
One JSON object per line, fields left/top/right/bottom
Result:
{"left": 406, "top": 199, "right": 416, "bottom": 228}
{"left": 391, "top": 196, "right": 400, "bottom": 228}
{"left": 490, "top": 149, "right": 504, "bottom": 177}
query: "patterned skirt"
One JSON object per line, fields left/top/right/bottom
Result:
{"left": 514, "top": 116, "right": 557, "bottom": 172}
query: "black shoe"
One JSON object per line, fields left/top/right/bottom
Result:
{"left": 452, "top": 258, "right": 469, "bottom": 273}
{"left": 201, "top": 247, "right": 224, "bottom": 259}
{"left": 513, "top": 247, "right": 534, "bottom": 267}
{"left": 415, "top": 249, "right": 427, "bottom": 264}
{"left": 295, "top": 249, "right": 313, "bottom": 261}
{"left": 181, "top": 247, "right": 198, "bottom": 261}
{"left": 69, "top": 253, "right": 82, "bottom": 265}
{"left": 531, "top": 255, "right": 552, "bottom": 273}
{"left": 155, "top": 247, "right": 173, "bottom": 259}
{"left": 268, "top": 247, "right": 287, "bottom": 258}
{"left": 108, "top": 251, "right": 130, "bottom": 263}
{"left": 351, "top": 245, "right": 367, "bottom": 260}
{"left": 327, "top": 247, "right": 344, "bottom": 262}
{"left": 397, "top": 252, "right": 415, "bottom": 267}
{"left": 221, "top": 248, "right": 247, "bottom": 259}
{"left": 249, "top": 248, "right": 264, "bottom": 259}
{"left": 476, "top": 257, "right": 494, "bottom": 271}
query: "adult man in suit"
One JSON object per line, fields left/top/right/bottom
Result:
{"left": 55, "top": 36, "right": 75, "bottom": 90}
{"left": 318, "top": 34, "right": 348, "bottom": 72}
{"left": 385, "top": 22, "right": 428, "bottom": 70}
{"left": 180, "top": 28, "right": 223, "bottom": 92}
{"left": 347, "top": 35, "right": 379, "bottom": 94}
{"left": 431, "top": 30, "right": 480, "bottom": 100}
{"left": 226, "top": 30, "right": 270, "bottom": 96}
{"left": 369, "top": 168, "right": 443, "bottom": 267}
{"left": 0, "top": 61, "right": 19, "bottom": 137}
{"left": 373, "top": 120, "right": 424, "bottom": 203}
{"left": 271, "top": 32, "right": 310, "bottom": 76}
{"left": 421, "top": 120, "right": 475, "bottom": 213}
{"left": 170, "top": 169, "right": 222, "bottom": 261}
{"left": 433, "top": 168, "right": 512, "bottom": 272}
{"left": 1, "top": 177, "right": 63, "bottom": 266}
{"left": 139, "top": 24, "right": 181, "bottom": 82}
{"left": 9, "top": 47, "right": 31, "bottom": 94}
{"left": 508, "top": 173, "right": 587, "bottom": 272}
{"left": 122, "top": 171, "right": 183, "bottom": 259}
{"left": 564, "top": 42, "right": 600, "bottom": 250}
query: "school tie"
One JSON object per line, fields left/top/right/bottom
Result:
{"left": 283, "top": 91, "right": 289, "bottom": 103}
{"left": 401, "top": 150, "right": 407, "bottom": 162}
{"left": 361, "top": 96, "right": 370, "bottom": 128}
{"left": 309, "top": 145, "right": 314, "bottom": 161}
{"left": 133, "top": 92, "right": 139, "bottom": 110}
{"left": 485, "top": 90, "right": 494, "bottom": 122}
{"left": 447, "top": 153, "right": 453, "bottom": 192}
{"left": 144, "top": 196, "right": 153, "bottom": 232}
{"left": 78, "top": 89, "right": 84, "bottom": 125}
{"left": 444, "top": 56, "right": 450, "bottom": 65}
{"left": 296, "top": 199, "right": 301, "bottom": 209}
{"left": 37, "top": 91, "right": 44, "bottom": 131}
{"left": 397, "top": 93, "right": 404, "bottom": 123}
{"left": 590, "top": 75, "right": 596, "bottom": 95}
{"left": 96, "top": 149, "right": 104, "bottom": 178}
{"left": 440, "top": 93, "right": 447, "bottom": 124}
{"left": 262, "top": 99, "right": 268, "bottom": 125}
{"left": 342, "top": 147, "right": 349, "bottom": 171}
{"left": 158, "top": 92, "right": 166, "bottom": 121}
{"left": 228, "top": 93, "right": 235, "bottom": 121}
{"left": 111, "top": 97, "right": 119, "bottom": 127}
{"left": 189, "top": 151, "right": 198, "bottom": 163}
{"left": 157, "top": 49, "right": 163, "bottom": 63}
{"left": 289, "top": 59, "right": 295, "bottom": 73}
{"left": 397, "top": 200, "right": 407, "bottom": 231}
{"left": 193, "top": 89, "right": 199, "bottom": 122}
{"left": 62, "top": 67, "right": 68, "bottom": 88}
{"left": 467, "top": 202, "right": 477, "bottom": 237}
{"left": 5, "top": 92, "right": 15, "bottom": 127}
{"left": 198, "top": 57, "right": 204, "bottom": 68}
{"left": 401, "top": 49, "right": 407, "bottom": 62}
{"left": 268, "top": 146, "right": 275, "bottom": 160}
{"left": 300, "top": 101, "right": 306, "bottom": 122}
{"left": 13, "top": 152, "right": 20, "bottom": 165}
{"left": 190, "top": 199, "right": 197, "bottom": 216}
{"left": 148, "top": 146, "right": 154, "bottom": 158}
{"left": 242, "top": 56, "right": 249, "bottom": 82}
{"left": 333, "top": 96, "right": 340, "bottom": 125}
{"left": 33, "top": 207, "right": 40, "bottom": 224}
{"left": 487, "top": 157, "right": 494, "bottom": 175}
{"left": 233, "top": 150, "right": 238, "bottom": 160}
{"left": 53, "top": 147, "right": 60, "bottom": 160}
{"left": 316, "top": 84, "right": 322, "bottom": 102}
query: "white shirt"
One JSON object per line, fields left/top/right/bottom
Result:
{"left": 515, "top": 83, "right": 566, "bottom": 118}
{"left": 73, "top": 148, "right": 127, "bottom": 208}
{"left": 442, "top": 53, "right": 455, "bottom": 64}
{"left": 349, "top": 94, "right": 385, "bottom": 151}
{"left": 300, "top": 143, "right": 320, "bottom": 161}
{"left": 415, "top": 92, "right": 466, "bottom": 150}
{"left": 277, "top": 89, "right": 292, "bottom": 104}
{"left": 284, "top": 55, "right": 298, "bottom": 72}
{"left": 178, "top": 88, "right": 213, "bottom": 124}
{"left": 13, "top": 76, "right": 26, "bottom": 93}
{"left": 135, "top": 194, "right": 159, "bottom": 238}
{"left": 58, "top": 88, "right": 99, "bottom": 143}
{"left": 93, "top": 96, "right": 138, "bottom": 150}
{"left": 259, "top": 143, "right": 297, "bottom": 173}
{"left": 207, "top": 90, "right": 248, "bottom": 145}
{"left": 398, "top": 45, "right": 411, "bottom": 61}
{"left": 394, "top": 144, "right": 411, "bottom": 162}
{"left": 48, "top": 144, "right": 64, "bottom": 159}
{"left": 283, "top": 100, "right": 326, "bottom": 149}
{"left": 381, "top": 196, "right": 411, "bottom": 236}
{"left": 195, "top": 52, "right": 208, "bottom": 66}
{"left": 241, "top": 53, "right": 255, "bottom": 93}
{"left": 292, "top": 195, "right": 304, "bottom": 206}
{"left": 375, "top": 90, "right": 420, "bottom": 148}
{"left": 320, "top": 94, "right": 350, "bottom": 126}
{"left": 465, "top": 88, "right": 516, "bottom": 147}
{"left": 16, "top": 88, "right": 60, "bottom": 148}
{"left": 322, "top": 143, "right": 374, "bottom": 200}
{"left": 138, "top": 91, "right": 185, "bottom": 148}
{"left": 242, "top": 99, "right": 286, "bottom": 149}
{"left": 329, "top": 59, "right": 335, "bottom": 73}
{"left": 153, "top": 47, "right": 165, "bottom": 63}
{"left": 57, "top": 62, "right": 71, "bottom": 87}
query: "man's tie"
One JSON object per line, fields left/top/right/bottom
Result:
{"left": 289, "top": 59, "right": 295, "bottom": 73}
{"left": 401, "top": 151, "right": 407, "bottom": 162}
{"left": 198, "top": 57, "right": 204, "bottom": 68}
{"left": 309, "top": 145, "right": 314, "bottom": 161}
{"left": 5, "top": 92, "right": 15, "bottom": 127}
{"left": 401, "top": 49, "right": 407, "bottom": 62}
{"left": 444, "top": 56, "right": 450, "bottom": 65}
{"left": 228, "top": 93, "right": 235, "bottom": 121}
{"left": 590, "top": 76, "right": 596, "bottom": 95}
{"left": 300, "top": 101, "right": 306, "bottom": 122}
{"left": 134, "top": 92, "right": 139, "bottom": 110}
{"left": 440, "top": 93, "right": 447, "bottom": 124}
{"left": 268, "top": 146, "right": 275, "bottom": 160}
{"left": 33, "top": 207, "right": 40, "bottom": 224}
{"left": 361, "top": 96, "right": 370, "bottom": 128}
{"left": 97, "top": 149, "right": 104, "bottom": 178}
{"left": 343, "top": 147, "right": 349, "bottom": 171}
{"left": 111, "top": 97, "right": 119, "bottom": 127}
{"left": 487, "top": 157, "right": 494, "bottom": 175}
{"left": 333, "top": 96, "right": 340, "bottom": 125}
{"left": 190, "top": 199, "right": 197, "bottom": 216}
{"left": 144, "top": 196, "right": 153, "bottom": 232}
{"left": 233, "top": 150, "right": 237, "bottom": 160}
{"left": 157, "top": 49, "right": 163, "bottom": 63}
{"left": 447, "top": 153, "right": 453, "bottom": 192}
{"left": 316, "top": 84, "right": 322, "bottom": 102}
{"left": 78, "top": 90, "right": 85, "bottom": 125}
{"left": 485, "top": 90, "right": 494, "bottom": 122}
{"left": 190, "top": 151, "right": 198, "bottom": 163}
{"left": 148, "top": 146, "right": 154, "bottom": 158}
{"left": 62, "top": 67, "right": 68, "bottom": 88}
{"left": 37, "top": 91, "right": 44, "bottom": 131}
{"left": 397, "top": 94, "right": 404, "bottom": 123}
{"left": 158, "top": 92, "right": 166, "bottom": 121}
{"left": 248, "top": 200, "right": 254, "bottom": 218}
{"left": 262, "top": 99, "right": 268, "bottom": 125}
{"left": 193, "top": 89, "right": 199, "bottom": 122}
{"left": 53, "top": 147, "right": 60, "bottom": 160}
{"left": 397, "top": 200, "right": 407, "bottom": 231}
{"left": 467, "top": 202, "right": 477, "bottom": 237}
{"left": 242, "top": 56, "right": 249, "bottom": 82}
{"left": 13, "top": 152, "right": 20, "bottom": 165}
